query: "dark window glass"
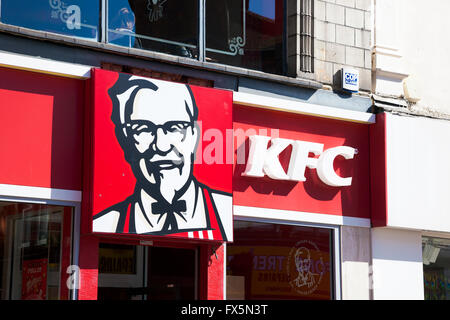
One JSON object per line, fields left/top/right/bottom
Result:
{"left": 206, "top": 0, "right": 285, "bottom": 75}
{"left": 0, "top": 202, "right": 73, "bottom": 300}
{"left": 423, "top": 236, "right": 450, "bottom": 300}
{"left": 0, "top": 0, "right": 99, "bottom": 40}
{"left": 227, "top": 221, "right": 333, "bottom": 300}
{"left": 98, "top": 244, "right": 197, "bottom": 300}
{"left": 108, "top": 0, "right": 199, "bottom": 59}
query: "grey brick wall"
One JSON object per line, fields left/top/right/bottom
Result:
{"left": 288, "top": 0, "right": 372, "bottom": 92}
{"left": 315, "top": 0, "right": 371, "bottom": 91}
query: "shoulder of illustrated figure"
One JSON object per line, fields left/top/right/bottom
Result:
{"left": 202, "top": 184, "right": 233, "bottom": 242}
{"left": 209, "top": 189, "right": 232, "bottom": 215}
{"left": 92, "top": 197, "right": 131, "bottom": 233}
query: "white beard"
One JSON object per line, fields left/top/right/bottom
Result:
{"left": 139, "top": 159, "right": 156, "bottom": 184}
{"left": 158, "top": 166, "right": 190, "bottom": 203}
{"left": 139, "top": 158, "right": 191, "bottom": 203}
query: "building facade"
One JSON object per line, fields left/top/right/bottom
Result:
{"left": 370, "top": 0, "right": 450, "bottom": 300}
{"left": 0, "top": 0, "right": 447, "bottom": 300}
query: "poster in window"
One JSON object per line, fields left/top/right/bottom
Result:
{"left": 21, "top": 258, "right": 48, "bottom": 300}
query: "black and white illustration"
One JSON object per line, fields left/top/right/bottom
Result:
{"left": 93, "top": 74, "right": 232, "bottom": 241}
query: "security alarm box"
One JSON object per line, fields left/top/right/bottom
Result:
{"left": 342, "top": 68, "right": 359, "bottom": 92}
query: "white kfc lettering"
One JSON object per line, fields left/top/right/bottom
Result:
{"left": 287, "top": 140, "right": 324, "bottom": 181}
{"left": 243, "top": 136, "right": 291, "bottom": 180}
{"left": 317, "top": 146, "right": 355, "bottom": 187}
{"left": 242, "top": 135, "right": 356, "bottom": 187}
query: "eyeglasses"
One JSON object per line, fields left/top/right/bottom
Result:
{"left": 125, "top": 120, "right": 192, "bottom": 137}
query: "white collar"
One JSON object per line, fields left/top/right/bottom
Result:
{"left": 134, "top": 179, "right": 207, "bottom": 233}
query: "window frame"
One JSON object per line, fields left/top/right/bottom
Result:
{"left": 0, "top": 0, "right": 294, "bottom": 77}
{"left": 96, "top": 240, "right": 200, "bottom": 300}
{"left": 0, "top": 0, "right": 101, "bottom": 41}
{"left": 226, "top": 215, "right": 342, "bottom": 300}
{"left": 0, "top": 195, "right": 81, "bottom": 300}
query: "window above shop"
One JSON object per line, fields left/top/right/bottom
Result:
{"left": 0, "top": 0, "right": 100, "bottom": 40}
{"left": 108, "top": 0, "right": 199, "bottom": 59}
{"left": 205, "top": 0, "right": 285, "bottom": 75}
{"left": 0, "top": 0, "right": 311, "bottom": 78}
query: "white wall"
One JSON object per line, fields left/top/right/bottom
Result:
{"left": 371, "top": 228, "right": 424, "bottom": 300}
{"left": 341, "top": 226, "right": 371, "bottom": 300}
{"left": 386, "top": 113, "right": 450, "bottom": 232}
{"left": 396, "top": 0, "right": 450, "bottom": 115}
{"left": 374, "top": 0, "right": 450, "bottom": 116}
{"left": 373, "top": 0, "right": 407, "bottom": 96}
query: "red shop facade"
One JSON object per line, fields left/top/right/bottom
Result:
{"left": 0, "top": 66, "right": 376, "bottom": 300}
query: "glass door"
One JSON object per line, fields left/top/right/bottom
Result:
{"left": 0, "top": 202, "right": 73, "bottom": 300}
{"left": 98, "top": 243, "right": 197, "bottom": 300}
{"left": 146, "top": 247, "right": 197, "bottom": 300}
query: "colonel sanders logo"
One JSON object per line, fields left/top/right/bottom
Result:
{"left": 92, "top": 73, "right": 232, "bottom": 241}
{"left": 287, "top": 240, "right": 325, "bottom": 295}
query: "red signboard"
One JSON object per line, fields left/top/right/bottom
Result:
{"left": 0, "top": 67, "right": 83, "bottom": 191}
{"left": 233, "top": 104, "right": 371, "bottom": 220}
{"left": 84, "top": 69, "right": 233, "bottom": 241}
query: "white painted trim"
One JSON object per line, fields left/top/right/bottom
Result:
{"left": 233, "top": 205, "right": 371, "bottom": 228}
{"left": 333, "top": 227, "right": 342, "bottom": 300}
{"left": 0, "top": 51, "right": 92, "bottom": 79}
{"left": 233, "top": 92, "right": 376, "bottom": 124}
{"left": 0, "top": 184, "right": 82, "bottom": 202}
{"left": 373, "top": 45, "right": 402, "bottom": 58}
{"left": 375, "top": 68, "right": 409, "bottom": 80}
{"left": 422, "top": 231, "right": 450, "bottom": 240}
{"left": 0, "top": 52, "right": 375, "bottom": 125}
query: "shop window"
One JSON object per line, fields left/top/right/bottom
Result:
{"left": 108, "top": 0, "right": 199, "bottom": 58}
{"left": 0, "top": 0, "right": 100, "bottom": 40}
{"left": 422, "top": 236, "right": 450, "bottom": 300}
{"left": 106, "top": 0, "right": 286, "bottom": 73}
{"left": 206, "top": 0, "right": 285, "bottom": 75}
{"left": 0, "top": 201, "right": 73, "bottom": 300}
{"left": 0, "top": 1, "right": 310, "bottom": 77}
{"left": 98, "top": 243, "right": 197, "bottom": 300}
{"left": 0, "top": 0, "right": 299, "bottom": 77}
{"left": 227, "top": 221, "right": 333, "bottom": 300}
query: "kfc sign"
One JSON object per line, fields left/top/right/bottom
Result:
{"left": 86, "top": 69, "right": 233, "bottom": 242}
{"left": 243, "top": 135, "right": 356, "bottom": 187}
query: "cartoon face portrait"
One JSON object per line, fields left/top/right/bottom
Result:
{"left": 92, "top": 72, "right": 232, "bottom": 241}
{"left": 110, "top": 75, "right": 200, "bottom": 204}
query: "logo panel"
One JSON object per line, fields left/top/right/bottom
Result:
{"left": 86, "top": 69, "right": 233, "bottom": 241}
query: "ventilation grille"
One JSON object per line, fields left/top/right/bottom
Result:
{"left": 300, "top": 0, "right": 313, "bottom": 73}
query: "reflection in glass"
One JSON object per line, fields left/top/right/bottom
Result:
{"left": 108, "top": 4, "right": 137, "bottom": 48}
{"left": 206, "top": 0, "right": 285, "bottom": 75}
{"left": 227, "top": 221, "right": 333, "bottom": 300}
{"left": 0, "top": 0, "right": 100, "bottom": 40}
{"left": 108, "top": 0, "right": 199, "bottom": 59}
{"left": 0, "top": 202, "right": 72, "bottom": 300}
{"left": 98, "top": 244, "right": 196, "bottom": 300}
{"left": 422, "top": 236, "right": 450, "bottom": 300}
